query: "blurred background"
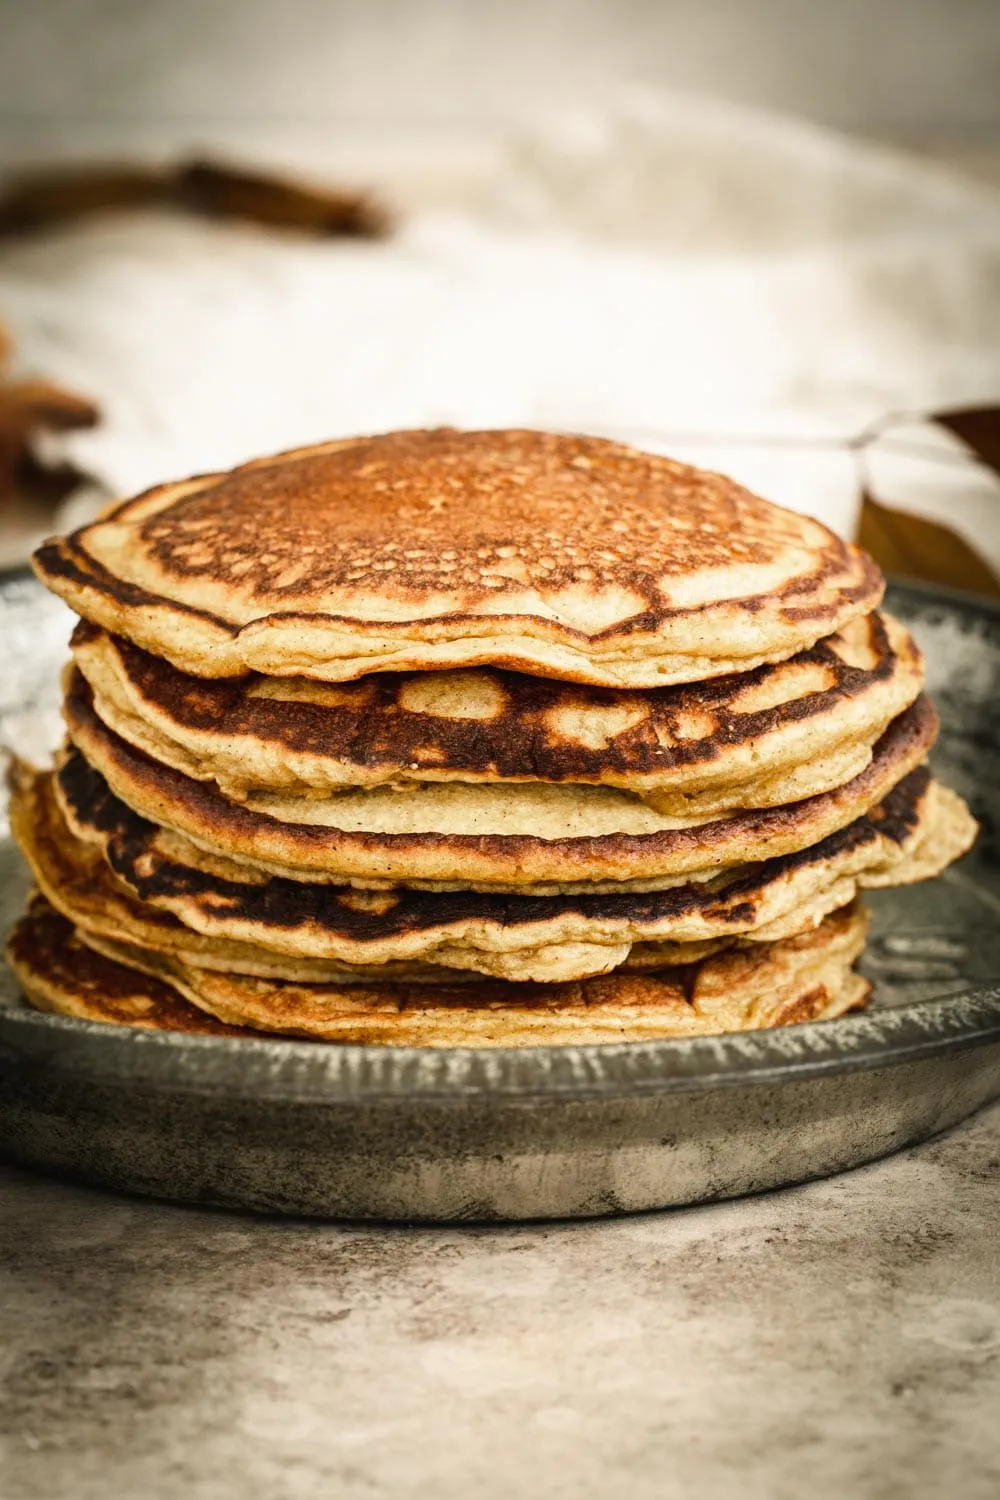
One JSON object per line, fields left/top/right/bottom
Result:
{"left": 2, "top": 0, "right": 1000, "bottom": 586}
{"left": 4, "top": 0, "right": 1000, "bottom": 174}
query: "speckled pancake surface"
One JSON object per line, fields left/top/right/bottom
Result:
{"left": 61, "top": 669, "right": 939, "bottom": 891}
{"left": 71, "top": 610, "right": 924, "bottom": 816}
{"left": 34, "top": 429, "right": 882, "bottom": 688}
{"left": 41, "top": 753, "right": 975, "bottom": 981}
{"left": 10, "top": 897, "right": 871, "bottom": 1046}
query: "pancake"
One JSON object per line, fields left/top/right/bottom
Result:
{"left": 70, "top": 610, "right": 925, "bottom": 817}
{"left": 6, "top": 897, "right": 255, "bottom": 1037}
{"left": 11, "top": 759, "right": 714, "bottom": 982}
{"left": 7, "top": 898, "right": 870, "bottom": 1046}
{"left": 61, "top": 669, "right": 940, "bottom": 892}
{"left": 9, "top": 896, "right": 870, "bottom": 1046}
{"left": 33, "top": 429, "right": 883, "bottom": 689}
{"left": 37, "top": 753, "right": 974, "bottom": 981}
{"left": 82, "top": 902, "right": 874, "bottom": 1044}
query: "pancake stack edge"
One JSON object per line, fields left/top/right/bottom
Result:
{"left": 8, "top": 428, "right": 978, "bottom": 1046}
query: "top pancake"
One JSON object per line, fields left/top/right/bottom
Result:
{"left": 34, "top": 428, "right": 883, "bottom": 688}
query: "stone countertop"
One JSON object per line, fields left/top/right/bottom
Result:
{"left": 2, "top": 1104, "right": 999, "bottom": 1500}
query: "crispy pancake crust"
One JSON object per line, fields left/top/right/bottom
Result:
{"left": 8, "top": 896, "right": 872, "bottom": 1046}
{"left": 34, "top": 429, "right": 883, "bottom": 687}
{"left": 18, "top": 757, "right": 974, "bottom": 982}
{"left": 71, "top": 611, "right": 924, "bottom": 814}
{"left": 14, "top": 764, "right": 729, "bottom": 982}
{"left": 6, "top": 897, "right": 251, "bottom": 1036}
{"left": 61, "top": 671, "right": 939, "bottom": 890}
{"left": 41, "top": 753, "right": 975, "bottom": 979}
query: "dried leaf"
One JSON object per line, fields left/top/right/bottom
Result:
{"left": 0, "top": 372, "right": 100, "bottom": 513}
{"left": 0, "top": 379, "right": 99, "bottom": 435}
{"left": 859, "top": 490, "right": 1000, "bottom": 599}
{"left": 0, "top": 165, "right": 168, "bottom": 233}
{"left": 0, "top": 159, "right": 390, "bottom": 239}
{"left": 934, "top": 405, "right": 1000, "bottom": 478}
{"left": 175, "top": 159, "right": 390, "bottom": 238}
{"left": 12, "top": 451, "right": 91, "bottom": 510}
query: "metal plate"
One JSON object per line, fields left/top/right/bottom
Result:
{"left": 1, "top": 571, "right": 999, "bottom": 1220}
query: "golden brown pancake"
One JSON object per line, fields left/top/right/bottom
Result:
{"left": 34, "top": 429, "right": 882, "bottom": 688}
{"left": 8, "top": 896, "right": 871, "bottom": 1046}
{"left": 12, "top": 425, "right": 978, "bottom": 1054}
{"left": 70, "top": 610, "right": 924, "bottom": 817}
{"left": 6, "top": 896, "right": 253, "bottom": 1037}
{"left": 61, "top": 669, "right": 939, "bottom": 891}
{"left": 38, "top": 751, "right": 974, "bottom": 981}
{"left": 10, "top": 760, "right": 709, "bottom": 982}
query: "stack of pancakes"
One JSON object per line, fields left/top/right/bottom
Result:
{"left": 7, "top": 428, "right": 977, "bottom": 1046}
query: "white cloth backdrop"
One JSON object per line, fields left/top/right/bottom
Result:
{"left": 2, "top": 89, "right": 1000, "bottom": 560}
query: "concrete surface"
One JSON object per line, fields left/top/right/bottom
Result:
{"left": 1, "top": 1102, "right": 999, "bottom": 1500}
